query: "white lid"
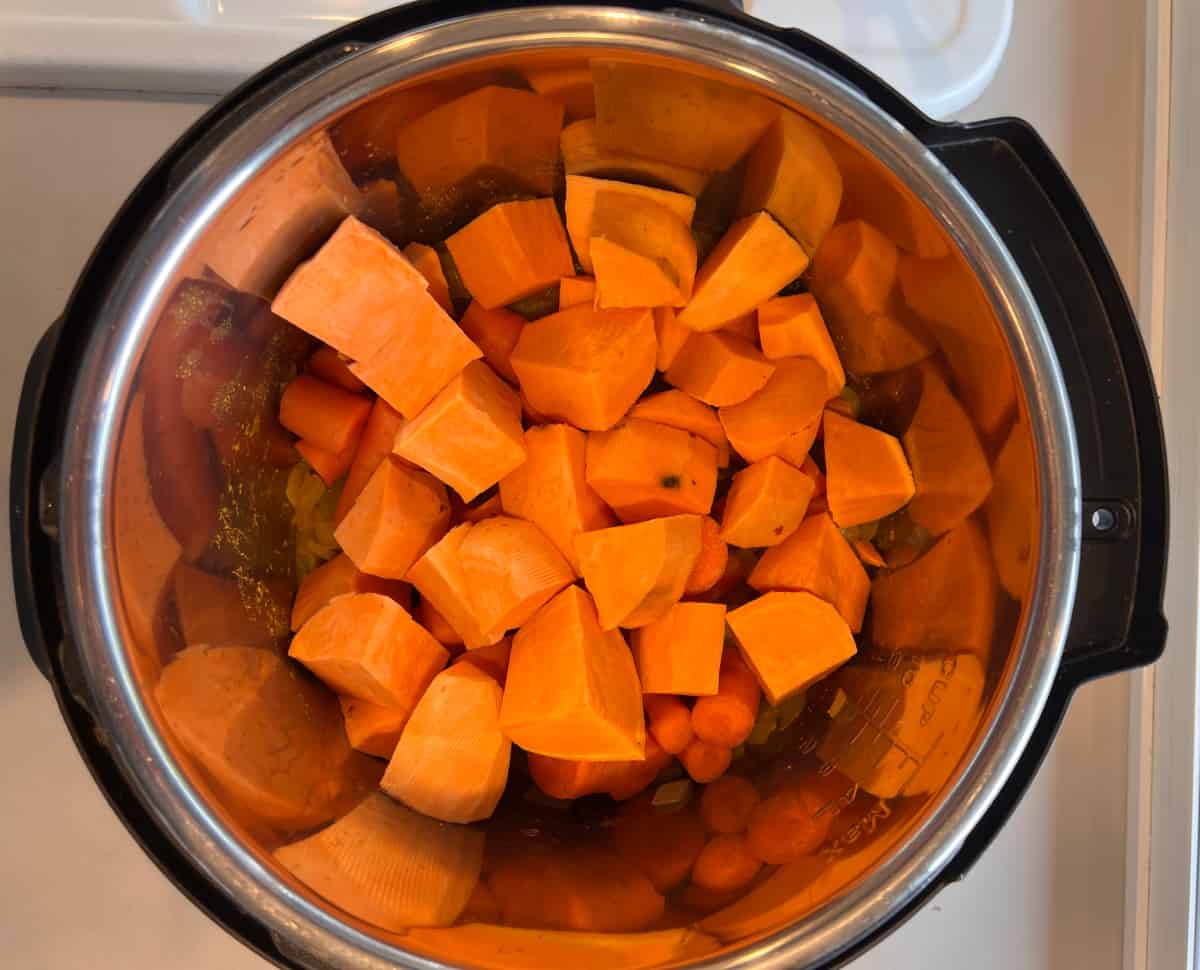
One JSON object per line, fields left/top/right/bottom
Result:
{"left": 0, "top": 1, "right": 1010, "bottom": 119}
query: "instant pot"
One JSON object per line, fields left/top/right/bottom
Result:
{"left": 10, "top": 2, "right": 1168, "bottom": 968}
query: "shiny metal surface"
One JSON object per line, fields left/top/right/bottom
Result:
{"left": 55, "top": 7, "right": 1078, "bottom": 970}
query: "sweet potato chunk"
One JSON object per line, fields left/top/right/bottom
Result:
{"left": 719, "top": 357, "right": 829, "bottom": 464}
{"left": 654, "top": 306, "right": 692, "bottom": 371}
{"left": 499, "top": 423, "right": 616, "bottom": 572}
{"left": 561, "top": 118, "right": 708, "bottom": 196}
{"left": 590, "top": 192, "right": 698, "bottom": 308}
{"left": 334, "top": 398, "right": 405, "bottom": 523}
{"left": 677, "top": 213, "right": 809, "bottom": 332}
{"left": 665, "top": 332, "right": 776, "bottom": 407}
{"left": 822, "top": 410, "right": 915, "bottom": 527}
{"left": 446, "top": 199, "right": 575, "bottom": 309}
{"left": 402, "top": 242, "right": 453, "bottom": 312}
{"left": 727, "top": 592, "right": 857, "bottom": 705}
{"left": 757, "top": 294, "right": 845, "bottom": 394}
{"left": 334, "top": 457, "right": 451, "bottom": 579}
{"left": 339, "top": 696, "right": 409, "bottom": 759}
{"left": 500, "top": 586, "right": 645, "bottom": 760}
{"left": 457, "top": 301, "right": 525, "bottom": 385}
{"left": 629, "top": 390, "right": 726, "bottom": 449}
{"left": 585, "top": 418, "right": 718, "bottom": 523}
{"left": 394, "top": 361, "right": 526, "bottom": 502}
{"left": 559, "top": 275, "right": 597, "bottom": 309}
{"left": 382, "top": 664, "right": 511, "bottom": 823}
{"left": 407, "top": 524, "right": 493, "bottom": 649}
{"left": 279, "top": 374, "right": 371, "bottom": 455}
{"left": 575, "top": 515, "right": 703, "bottom": 630}
{"left": 720, "top": 457, "right": 815, "bottom": 548}
{"left": 291, "top": 552, "right": 411, "bottom": 631}
{"left": 523, "top": 63, "right": 596, "bottom": 120}
{"left": 510, "top": 304, "right": 656, "bottom": 430}
{"left": 632, "top": 601, "right": 726, "bottom": 695}
{"left": 565, "top": 175, "right": 696, "bottom": 274}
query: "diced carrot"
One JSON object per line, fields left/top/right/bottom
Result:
{"left": 558, "top": 275, "right": 597, "bottom": 309}
{"left": 720, "top": 457, "right": 816, "bottom": 548}
{"left": 499, "top": 423, "right": 617, "bottom": 572}
{"left": 279, "top": 375, "right": 371, "bottom": 455}
{"left": 643, "top": 694, "right": 695, "bottom": 755}
{"left": 685, "top": 516, "right": 730, "bottom": 596}
{"left": 585, "top": 418, "right": 718, "bottom": 523}
{"left": 565, "top": 175, "right": 696, "bottom": 273}
{"left": 499, "top": 586, "right": 645, "bottom": 761}
{"left": 613, "top": 801, "right": 708, "bottom": 892}
{"left": 393, "top": 361, "right": 526, "bottom": 502}
{"left": 704, "top": 547, "right": 757, "bottom": 603}
{"left": 334, "top": 398, "right": 405, "bottom": 523}
{"left": 823, "top": 409, "right": 915, "bottom": 527}
{"left": 744, "top": 781, "right": 834, "bottom": 864}
{"left": 654, "top": 306, "right": 692, "bottom": 372}
{"left": 690, "top": 654, "right": 761, "bottom": 747}
{"left": 524, "top": 63, "right": 596, "bottom": 120}
{"left": 699, "top": 776, "right": 761, "bottom": 835}
{"left": 756, "top": 293, "right": 846, "bottom": 397}
{"left": 629, "top": 390, "right": 726, "bottom": 449}
{"left": 527, "top": 736, "right": 671, "bottom": 801}
{"left": 408, "top": 524, "right": 493, "bottom": 649}
{"left": 510, "top": 304, "right": 657, "bottom": 431}
{"left": 382, "top": 664, "right": 511, "bottom": 823}
{"left": 290, "top": 592, "right": 449, "bottom": 712}
{"left": 677, "top": 213, "right": 808, "bottom": 332}
{"left": 738, "top": 111, "right": 842, "bottom": 255}
{"left": 591, "top": 60, "right": 777, "bottom": 173}
{"left": 452, "top": 636, "right": 512, "bottom": 683}
{"left": 446, "top": 199, "right": 575, "bottom": 309}
{"left": 633, "top": 602, "right": 726, "bottom": 696}
{"left": 561, "top": 118, "right": 708, "bottom": 197}
{"left": 853, "top": 538, "right": 886, "bottom": 568}
{"left": 665, "top": 332, "right": 776, "bottom": 407}
{"left": 291, "top": 553, "right": 412, "bottom": 631}
{"left": 681, "top": 739, "right": 733, "bottom": 784}
{"left": 172, "top": 563, "right": 287, "bottom": 649}
{"left": 156, "top": 645, "right": 378, "bottom": 831}
{"left": 358, "top": 177, "right": 405, "bottom": 239}
{"left": 395, "top": 86, "right": 564, "bottom": 199}
{"left": 307, "top": 345, "right": 365, "bottom": 392}
{"left": 726, "top": 592, "right": 857, "bottom": 705}
{"left": 295, "top": 437, "right": 356, "bottom": 487}
{"left": 339, "top": 696, "right": 409, "bottom": 759}
{"left": 457, "top": 300, "right": 525, "bottom": 384}
{"left": 749, "top": 513, "right": 870, "bottom": 632}
{"left": 460, "top": 880, "right": 502, "bottom": 924}
{"left": 575, "top": 515, "right": 703, "bottom": 630}
{"left": 403, "top": 242, "right": 453, "bottom": 313}
{"left": 720, "top": 312, "right": 760, "bottom": 343}
{"left": 718, "top": 358, "right": 829, "bottom": 465}
{"left": 275, "top": 792, "right": 483, "bottom": 931}
{"left": 334, "top": 456, "right": 451, "bottom": 579}
{"left": 691, "top": 833, "right": 762, "bottom": 894}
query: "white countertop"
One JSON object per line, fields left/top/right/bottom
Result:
{"left": 0, "top": 0, "right": 1150, "bottom": 966}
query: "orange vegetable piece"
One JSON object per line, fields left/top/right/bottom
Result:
{"left": 172, "top": 563, "right": 287, "bottom": 649}
{"left": 745, "top": 781, "right": 834, "bottom": 864}
{"left": 446, "top": 199, "right": 575, "bottom": 309}
{"left": 613, "top": 801, "right": 708, "bottom": 892}
{"left": 823, "top": 409, "right": 915, "bottom": 527}
{"left": 407, "top": 524, "right": 493, "bottom": 649}
{"left": 699, "top": 775, "right": 761, "bottom": 835}
{"left": 334, "top": 456, "right": 451, "bottom": 579}
{"left": 295, "top": 437, "right": 355, "bottom": 487}
{"left": 749, "top": 513, "right": 869, "bottom": 632}
{"left": 527, "top": 736, "right": 671, "bottom": 802}
{"left": 307, "top": 345, "right": 365, "bottom": 392}
{"left": 452, "top": 636, "right": 513, "bottom": 683}
{"left": 692, "top": 833, "right": 762, "bottom": 894}
{"left": 870, "top": 518, "right": 997, "bottom": 659}
{"left": 523, "top": 63, "right": 596, "bottom": 121}
{"left": 339, "top": 696, "right": 409, "bottom": 759}
{"left": 685, "top": 516, "right": 730, "bottom": 595}
{"left": 393, "top": 361, "right": 526, "bottom": 502}
{"left": 643, "top": 694, "right": 695, "bottom": 755}
{"left": 720, "top": 457, "right": 816, "bottom": 548}
{"left": 559, "top": 275, "right": 597, "bottom": 309}
{"left": 457, "top": 300, "right": 525, "bottom": 385}
{"left": 665, "top": 332, "right": 776, "bottom": 407}
{"left": 499, "top": 423, "right": 617, "bottom": 572}
{"left": 726, "top": 591, "right": 857, "bottom": 705}
{"left": 590, "top": 192, "right": 698, "bottom": 308}
{"left": 334, "top": 398, "right": 405, "bottom": 523}
{"left": 757, "top": 294, "right": 845, "bottom": 392}
{"left": 738, "top": 110, "right": 843, "bottom": 255}
{"left": 275, "top": 793, "right": 483, "bottom": 931}
{"left": 575, "top": 515, "right": 703, "bottom": 630}
{"left": 460, "top": 490, "right": 504, "bottom": 523}
{"left": 632, "top": 602, "right": 726, "bottom": 696}
{"left": 402, "top": 242, "right": 453, "bottom": 313}
{"left": 510, "top": 304, "right": 657, "bottom": 431}
{"left": 691, "top": 653, "right": 761, "bottom": 747}
{"left": 585, "top": 418, "right": 718, "bottom": 523}
{"left": 458, "top": 516, "right": 574, "bottom": 641}
{"left": 654, "top": 306, "right": 692, "bottom": 371}
{"left": 291, "top": 552, "right": 411, "bottom": 631}
{"left": 704, "top": 548, "right": 758, "bottom": 604}
{"left": 676, "top": 213, "right": 809, "bottom": 333}
{"left": 629, "top": 390, "right": 726, "bottom": 449}
{"left": 395, "top": 85, "right": 564, "bottom": 199}
{"left": 418, "top": 596, "right": 463, "bottom": 646}
{"left": 718, "top": 358, "right": 829, "bottom": 465}
{"left": 853, "top": 538, "right": 886, "bottom": 568}
{"left": 903, "top": 366, "right": 994, "bottom": 534}
{"left": 382, "top": 664, "right": 511, "bottom": 823}
{"left": 279, "top": 375, "right": 370, "bottom": 455}
{"left": 290, "top": 592, "right": 449, "bottom": 712}
{"left": 500, "top": 585, "right": 646, "bottom": 761}
{"left": 155, "top": 645, "right": 378, "bottom": 831}
{"left": 564, "top": 175, "right": 696, "bottom": 274}
{"left": 561, "top": 118, "right": 708, "bottom": 197}
{"left": 681, "top": 739, "right": 733, "bottom": 784}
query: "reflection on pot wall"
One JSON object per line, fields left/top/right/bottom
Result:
{"left": 108, "top": 49, "right": 1038, "bottom": 970}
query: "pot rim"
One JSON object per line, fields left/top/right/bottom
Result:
{"left": 56, "top": 7, "right": 1080, "bottom": 968}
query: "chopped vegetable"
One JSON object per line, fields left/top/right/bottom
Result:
{"left": 451, "top": 636, "right": 512, "bottom": 683}
{"left": 744, "top": 781, "right": 834, "bottom": 864}
{"left": 565, "top": 175, "right": 696, "bottom": 274}
{"left": 523, "top": 63, "right": 596, "bottom": 121}
{"left": 654, "top": 306, "right": 692, "bottom": 371}
{"left": 720, "top": 456, "right": 816, "bottom": 549}
{"left": 561, "top": 117, "right": 708, "bottom": 196}
{"left": 756, "top": 293, "right": 845, "bottom": 394}
{"left": 681, "top": 739, "right": 733, "bottom": 784}
{"left": 822, "top": 409, "right": 915, "bottom": 528}
{"left": 333, "top": 398, "right": 405, "bottom": 523}
{"left": 558, "top": 275, "right": 597, "bottom": 309}
{"left": 407, "top": 524, "right": 493, "bottom": 649}
{"left": 684, "top": 516, "right": 730, "bottom": 595}
{"left": 339, "top": 696, "right": 409, "bottom": 759}
{"left": 665, "top": 332, "right": 776, "bottom": 407}
{"left": 691, "top": 652, "right": 762, "bottom": 747}
{"left": 629, "top": 390, "right": 726, "bottom": 449}
{"left": 698, "top": 775, "right": 760, "bottom": 835}
{"left": 692, "top": 833, "right": 762, "bottom": 893}
{"left": 644, "top": 694, "right": 696, "bottom": 755}
{"left": 307, "top": 345, "right": 365, "bottom": 392}
{"left": 527, "top": 735, "right": 671, "bottom": 801}
{"left": 290, "top": 552, "right": 410, "bottom": 631}
{"left": 633, "top": 602, "right": 726, "bottom": 696}
{"left": 613, "top": 799, "right": 706, "bottom": 892}
{"left": 719, "top": 358, "right": 829, "bottom": 465}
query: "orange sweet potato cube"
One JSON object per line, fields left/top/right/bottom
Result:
{"left": 590, "top": 191, "right": 698, "bottom": 309}
{"left": 446, "top": 199, "right": 575, "bottom": 309}
{"left": 585, "top": 418, "right": 718, "bottom": 523}
{"left": 565, "top": 175, "right": 696, "bottom": 274}
{"left": 510, "top": 304, "right": 656, "bottom": 431}
{"left": 394, "top": 361, "right": 526, "bottom": 502}
{"left": 339, "top": 696, "right": 410, "bottom": 759}
{"left": 499, "top": 586, "right": 646, "bottom": 761}
{"left": 823, "top": 409, "right": 915, "bottom": 527}
{"left": 632, "top": 601, "right": 726, "bottom": 696}
{"left": 334, "top": 457, "right": 452, "bottom": 580}
{"left": 291, "top": 552, "right": 411, "bottom": 631}
{"left": 457, "top": 301, "right": 525, "bottom": 384}
{"left": 654, "top": 306, "right": 691, "bottom": 371}
{"left": 665, "top": 332, "right": 776, "bottom": 408}
{"left": 558, "top": 275, "right": 597, "bottom": 309}
{"left": 629, "top": 390, "right": 726, "bottom": 450}
{"left": 290, "top": 592, "right": 449, "bottom": 712}
{"left": 561, "top": 118, "right": 709, "bottom": 197}
{"left": 757, "top": 294, "right": 846, "bottom": 393}
{"left": 402, "top": 242, "right": 453, "bottom": 312}
{"left": 718, "top": 357, "right": 830, "bottom": 464}
{"left": 574, "top": 515, "right": 703, "bottom": 630}
{"left": 720, "top": 457, "right": 816, "bottom": 549}
{"left": 407, "top": 524, "right": 493, "bottom": 649}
